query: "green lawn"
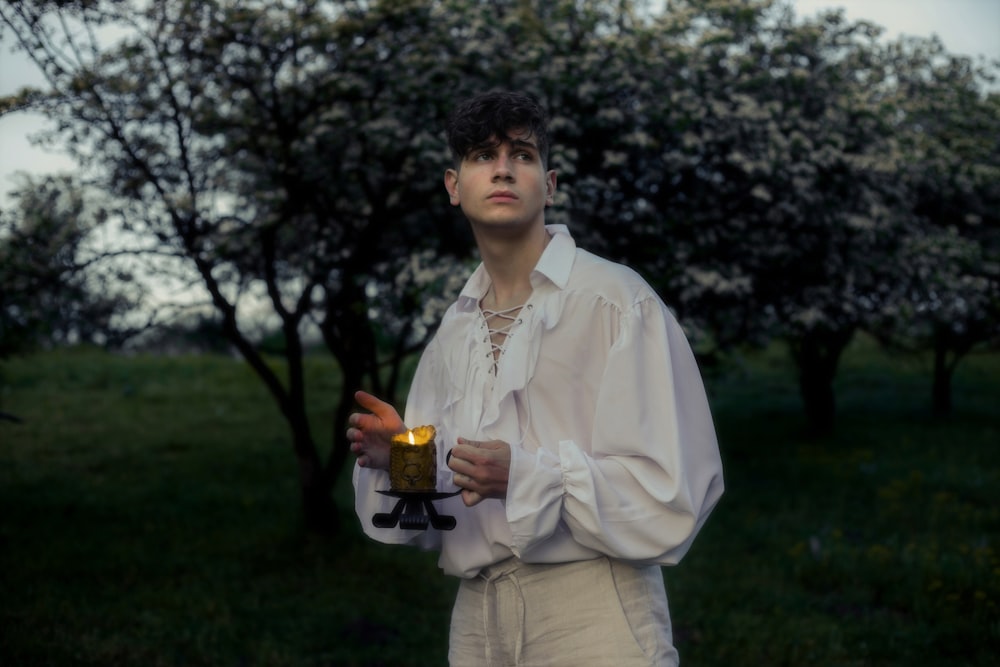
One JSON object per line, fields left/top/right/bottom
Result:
{"left": 0, "top": 341, "right": 997, "bottom": 666}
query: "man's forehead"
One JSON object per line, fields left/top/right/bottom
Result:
{"left": 469, "top": 129, "right": 538, "bottom": 152}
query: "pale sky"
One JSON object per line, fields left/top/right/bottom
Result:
{"left": 1, "top": 0, "right": 998, "bottom": 206}
{"left": 792, "top": 0, "right": 999, "bottom": 60}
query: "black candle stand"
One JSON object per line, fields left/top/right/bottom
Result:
{"left": 373, "top": 490, "right": 462, "bottom": 530}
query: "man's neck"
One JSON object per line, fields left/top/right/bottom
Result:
{"left": 474, "top": 223, "right": 550, "bottom": 310}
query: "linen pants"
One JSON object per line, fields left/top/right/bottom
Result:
{"left": 448, "top": 556, "right": 679, "bottom": 667}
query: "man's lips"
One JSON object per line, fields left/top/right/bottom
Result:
{"left": 487, "top": 190, "right": 518, "bottom": 201}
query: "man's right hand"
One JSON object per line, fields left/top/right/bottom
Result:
{"left": 346, "top": 390, "right": 405, "bottom": 471}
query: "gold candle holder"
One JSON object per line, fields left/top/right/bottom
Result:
{"left": 389, "top": 425, "right": 437, "bottom": 491}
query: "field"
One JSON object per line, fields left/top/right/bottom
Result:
{"left": 1, "top": 341, "right": 997, "bottom": 666}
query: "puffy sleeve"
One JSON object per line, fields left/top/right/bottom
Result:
{"left": 505, "top": 297, "right": 724, "bottom": 565}
{"left": 352, "top": 341, "right": 445, "bottom": 550}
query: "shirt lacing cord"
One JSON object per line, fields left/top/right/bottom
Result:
{"left": 482, "top": 304, "right": 525, "bottom": 371}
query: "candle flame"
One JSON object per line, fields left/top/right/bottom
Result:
{"left": 391, "top": 425, "right": 435, "bottom": 446}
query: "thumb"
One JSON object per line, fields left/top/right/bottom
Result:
{"left": 461, "top": 489, "right": 485, "bottom": 507}
{"left": 354, "top": 390, "right": 396, "bottom": 418}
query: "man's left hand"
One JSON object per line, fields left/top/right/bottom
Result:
{"left": 448, "top": 437, "right": 511, "bottom": 507}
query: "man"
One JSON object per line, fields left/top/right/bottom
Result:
{"left": 348, "top": 91, "right": 724, "bottom": 666}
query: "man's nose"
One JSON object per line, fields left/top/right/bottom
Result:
{"left": 492, "top": 155, "right": 515, "bottom": 180}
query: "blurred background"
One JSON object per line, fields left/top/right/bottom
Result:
{"left": 1, "top": 1, "right": 997, "bottom": 665}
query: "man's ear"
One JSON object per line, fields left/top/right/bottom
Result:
{"left": 545, "top": 169, "right": 557, "bottom": 206}
{"left": 444, "top": 169, "right": 460, "bottom": 206}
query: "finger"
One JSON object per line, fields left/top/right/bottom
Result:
{"left": 349, "top": 412, "right": 386, "bottom": 433}
{"left": 347, "top": 424, "right": 381, "bottom": 446}
{"left": 450, "top": 442, "right": 483, "bottom": 461}
{"left": 461, "top": 489, "right": 484, "bottom": 507}
{"left": 354, "top": 390, "right": 398, "bottom": 420}
{"left": 450, "top": 443, "right": 501, "bottom": 468}
{"left": 454, "top": 471, "right": 483, "bottom": 501}
{"left": 447, "top": 449, "right": 477, "bottom": 474}
{"left": 476, "top": 440, "right": 506, "bottom": 451}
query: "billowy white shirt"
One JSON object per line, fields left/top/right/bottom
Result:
{"left": 354, "top": 224, "right": 724, "bottom": 578}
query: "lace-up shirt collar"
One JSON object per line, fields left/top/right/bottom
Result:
{"left": 454, "top": 224, "right": 574, "bottom": 315}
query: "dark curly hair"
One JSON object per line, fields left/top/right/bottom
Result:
{"left": 445, "top": 91, "right": 550, "bottom": 167}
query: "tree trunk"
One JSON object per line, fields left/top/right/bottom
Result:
{"left": 319, "top": 286, "right": 384, "bottom": 529}
{"left": 799, "top": 363, "right": 836, "bottom": 435}
{"left": 929, "top": 323, "right": 975, "bottom": 419}
{"left": 326, "top": 356, "right": 368, "bottom": 512}
{"left": 285, "top": 381, "right": 340, "bottom": 535}
{"left": 789, "top": 327, "right": 855, "bottom": 436}
{"left": 298, "top": 445, "right": 340, "bottom": 536}
{"left": 931, "top": 341, "right": 953, "bottom": 417}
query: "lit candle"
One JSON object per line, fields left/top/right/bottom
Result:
{"left": 389, "top": 425, "right": 437, "bottom": 491}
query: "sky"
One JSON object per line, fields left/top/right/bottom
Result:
{"left": 792, "top": 0, "right": 1000, "bottom": 60}
{"left": 1, "top": 0, "right": 998, "bottom": 207}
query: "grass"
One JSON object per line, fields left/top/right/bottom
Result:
{"left": 671, "top": 341, "right": 999, "bottom": 666}
{"left": 0, "top": 339, "right": 997, "bottom": 666}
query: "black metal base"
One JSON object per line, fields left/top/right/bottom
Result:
{"left": 372, "top": 490, "right": 462, "bottom": 530}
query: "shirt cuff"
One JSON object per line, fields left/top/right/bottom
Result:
{"left": 505, "top": 439, "right": 565, "bottom": 556}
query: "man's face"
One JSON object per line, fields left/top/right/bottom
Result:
{"left": 444, "top": 129, "right": 556, "bottom": 232}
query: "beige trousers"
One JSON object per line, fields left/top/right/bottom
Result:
{"left": 448, "top": 556, "right": 679, "bottom": 667}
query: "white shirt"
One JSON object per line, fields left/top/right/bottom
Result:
{"left": 354, "top": 224, "right": 724, "bottom": 578}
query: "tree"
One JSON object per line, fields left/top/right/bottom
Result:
{"left": 740, "top": 6, "right": 907, "bottom": 434}
{"left": 871, "top": 35, "right": 1000, "bottom": 415}
{"left": 0, "top": 0, "right": 653, "bottom": 531}
{"left": 0, "top": 174, "right": 139, "bottom": 358}
{"left": 5, "top": 0, "right": 995, "bottom": 512}
{"left": 0, "top": 0, "right": 475, "bottom": 533}
{"left": 555, "top": 1, "right": 909, "bottom": 433}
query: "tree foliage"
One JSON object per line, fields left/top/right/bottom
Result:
{"left": 870, "top": 35, "right": 1000, "bottom": 415}
{"left": 1, "top": 0, "right": 997, "bottom": 530}
{"left": 0, "top": 175, "right": 139, "bottom": 358}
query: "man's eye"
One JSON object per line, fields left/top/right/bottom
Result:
{"left": 473, "top": 151, "right": 493, "bottom": 161}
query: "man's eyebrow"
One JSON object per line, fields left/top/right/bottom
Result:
{"left": 467, "top": 140, "right": 499, "bottom": 154}
{"left": 466, "top": 137, "right": 539, "bottom": 154}
{"left": 510, "top": 138, "right": 539, "bottom": 152}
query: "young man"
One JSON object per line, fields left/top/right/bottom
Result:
{"left": 348, "top": 91, "right": 724, "bottom": 666}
